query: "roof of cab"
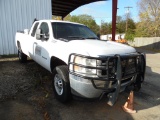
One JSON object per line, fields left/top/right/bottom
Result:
{"left": 37, "top": 20, "right": 85, "bottom": 26}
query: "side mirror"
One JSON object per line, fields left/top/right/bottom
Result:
{"left": 36, "top": 29, "right": 49, "bottom": 40}
{"left": 44, "top": 33, "right": 49, "bottom": 40}
{"left": 36, "top": 28, "right": 42, "bottom": 40}
{"left": 24, "top": 29, "right": 29, "bottom": 34}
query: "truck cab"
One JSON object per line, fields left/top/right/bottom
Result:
{"left": 16, "top": 20, "right": 146, "bottom": 105}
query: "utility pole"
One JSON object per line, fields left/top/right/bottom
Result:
{"left": 124, "top": 6, "right": 132, "bottom": 32}
{"left": 112, "top": 0, "right": 118, "bottom": 41}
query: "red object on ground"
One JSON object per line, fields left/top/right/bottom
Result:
{"left": 122, "top": 91, "right": 137, "bottom": 114}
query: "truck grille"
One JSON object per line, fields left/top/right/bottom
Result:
{"left": 97, "top": 58, "right": 117, "bottom": 79}
{"left": 97, "top": 57, "right": 137, "bottom": 79}
{"left": 121, "top": 57, "right": 136, "bottom": 77}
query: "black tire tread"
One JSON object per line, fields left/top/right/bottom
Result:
{"left": 18, "top": 43, "right": 27, "bottom": 63}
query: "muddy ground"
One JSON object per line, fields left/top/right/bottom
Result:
{"left": 0, "top": 48, "right": 160, "bottom": 120}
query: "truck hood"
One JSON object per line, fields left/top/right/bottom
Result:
{"left": 68, "top": 40, "right": 136, "bottom": 57}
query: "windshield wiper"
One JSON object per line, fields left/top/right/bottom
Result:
{"left": 57, "top": 38, "right": 69, "bottom": 42}
{"left": 68, "top": 36, "right": 85, "bottom": 40}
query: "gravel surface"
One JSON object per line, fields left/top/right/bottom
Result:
{"left": 0, "top": 57, "right": 51, "bottom": 100}
{"left": 0, "top": 58, "right": 32, "bottom": 100}
{"left": 0, "top": 49, "right": 160, "bottom": 120}
{"left": 0, "top": 57, "right": 53, "bottom": 120}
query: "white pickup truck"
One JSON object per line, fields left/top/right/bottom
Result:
{"left": 15, "top": 20, "right": 145, "bottom": 105}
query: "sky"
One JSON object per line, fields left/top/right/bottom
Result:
{"left": 70, "top": 0, "right": 139, "bottom": 25}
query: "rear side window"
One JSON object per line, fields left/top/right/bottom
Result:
{"left": 31, "top": 22, "right": 39, "bottom": 37}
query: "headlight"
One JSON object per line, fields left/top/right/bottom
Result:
{"left": 73, "top": 56, "right": 97, "bottom": 75}
{"left": 74, "top": 56, "right": 96, "bottom": 67}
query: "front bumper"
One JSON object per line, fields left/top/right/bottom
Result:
{"left": 68, "top": 53, "right": 146, "bottom": 105}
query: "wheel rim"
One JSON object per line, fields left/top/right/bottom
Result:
{"left": 54, "top": 74, "right": 63, "bottom": 95}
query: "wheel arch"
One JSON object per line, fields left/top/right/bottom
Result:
{"left": 50, "top": 56, "right": 67, "bottom": 73}
{"left": 17, "top": 41, "right": 21, "bottom": 50}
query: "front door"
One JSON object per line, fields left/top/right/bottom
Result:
{"left": 34, "top": 22, "right": 50, "bottom": 70}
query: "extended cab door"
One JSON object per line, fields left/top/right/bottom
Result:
{"left": 28, "top": 22, "right": 40, "bottom": 60}
{"left": 34, "top": 22, "right": 51, "bottom": 70}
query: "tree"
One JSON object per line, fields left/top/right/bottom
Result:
{"left": 116, "top": 16, "right": 136, "bottom": 40}
{"left": 52, "top": 15, "right": 62, "bottom": 20}
{"left": 64, "top": 14, "right": 100, "bottom": 35}
{"left": 100, "top": 21, "right": 112, "bottom": 35}
{"left": 125, "top": 18, "right": 136, "bottom": 41}
{"left": 135, "top": 22, "right": 150, "bottom": 37}
{"left": 125, "top": 28, "right": 135, "bottom": 41}
{"left": 100, "top": 16, "right": 126, "bottom": 35}
{"left": 137, "top": 0, "right": 160, "bottom": 37}
{"left": 64, "top": 14, "right": 72, "bottom": 21}
{"left": 99, "top": 15, "right": 136, "bottom": 40}
{"left": 116, "top": 16, "right": 126, "bottom": 34}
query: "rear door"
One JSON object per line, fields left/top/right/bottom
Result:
{"left": 28, "top": 22, "right": 40, "bottom": 60}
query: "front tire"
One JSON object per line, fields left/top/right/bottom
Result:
{"left": 52, "top": 65, "right": 72, "bottom": 103}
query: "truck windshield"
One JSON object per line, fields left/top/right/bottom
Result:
{"left": 52, "top": 22, "right": 98, "bottom": 41}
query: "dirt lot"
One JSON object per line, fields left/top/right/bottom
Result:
{"left": 0, "top": 48, "right": 160, "bottom": 120}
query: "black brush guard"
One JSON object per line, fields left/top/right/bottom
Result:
{"left": 68, "top": 53, "right": 146, "bottom": 106}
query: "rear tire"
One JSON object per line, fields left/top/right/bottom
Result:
{"left": 52, "top": 65, "right": 72, "bottom": 103}
{"left": 17, "top": 41, "right": 27, "bottom": 63}
{"left": 18, "top": 45, "right": 27, "bottom": 63}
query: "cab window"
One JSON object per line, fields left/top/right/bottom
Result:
{"left": 40, "top": 23, "right": 49, "bottom": 35}
{"left": 39, "top": 22, "right": 49, "bottom": 40}
{"left": 31, "top": 22, "right": 39, "bottom": 37}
